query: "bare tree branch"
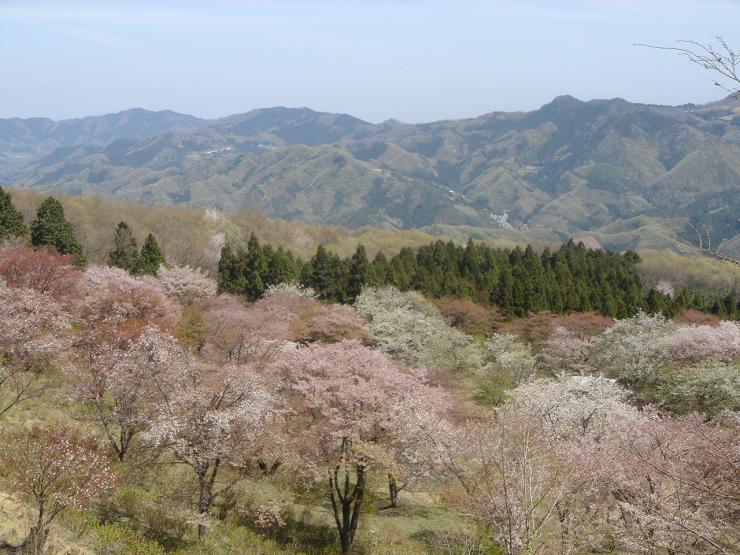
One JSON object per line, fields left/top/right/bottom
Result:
{"left": 636, "top": 37, "right": 739, "bottom": 98}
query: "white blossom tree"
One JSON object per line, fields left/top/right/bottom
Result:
{"left": 355, "top": 286, "right": 485, "bottom": 373}
{"left": 144, "top": 360, "right": 275, "bottom": 537}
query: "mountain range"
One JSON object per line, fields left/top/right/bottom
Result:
{"left": 1, "top": 96, "right": 738, "bottom": 255}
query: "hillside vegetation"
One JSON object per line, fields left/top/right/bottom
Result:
{"left": 0, "top": 212, "right": 738, "bottom": 553}
{"left": 2, "top": 96, "right": 739, "bottom": 257}
{"left": 7, "top": 188, "right": 739, "bottom": 300}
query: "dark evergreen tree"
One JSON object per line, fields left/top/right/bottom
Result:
{"left": 137, "top": 233, "right": 166, "bottom": 275}
{"left": 303, "top": 245, "right": 345, "bottom": 302}
{"left": 217, "top": 243, "right": 244, "bottom": 294}
{"left": 214, "top": 232, "right": 726, "bottom": 320}
{"left": 0, "top": 186, "right": 27, "bottom": 240}
{"left": 368, "top": 251, "right": 389, "bottom": 286}
{"left": 266, "top": 246, "right": 300, "bottom": 286}
{"left": 346, "top": 244, "right": 369, "bottom": 302}
{"left": 30, "top": 196, "right": 86, "bottom": 266}
{"left": 243, "top": 233, "right": 268, "bottom": 300}
{"left": 107, "top": 221, "right": 139, "bottom": 272}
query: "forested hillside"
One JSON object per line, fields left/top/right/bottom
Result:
{"left": 4, "top": 187, "right": 738, "bottom": 317}
{"left": 2, "top": 96, "right": 739, "bottom": 256}
{"left": 1, "top": 187, "right": 738, "bottom": 554}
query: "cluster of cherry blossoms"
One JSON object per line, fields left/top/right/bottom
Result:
{"left": 1, "top": 237, "right": 738, "bottom": 554}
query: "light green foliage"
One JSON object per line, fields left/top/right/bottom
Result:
{"left": 474, "top": 334, "right": 537, "bottom": 406}
{"left": 355, "top": 286, "right": 485, "bottom": 373}
{"left": 655, "top": 361, "right": 740, "bottom": 416}
{"left": 590, "top": 312, "right": 676, "bottom": 384}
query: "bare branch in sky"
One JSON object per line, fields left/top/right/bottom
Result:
{"left": 636, "top": 37, "right": 739, "bottom": 98}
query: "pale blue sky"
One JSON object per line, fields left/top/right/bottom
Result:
{"left": 1, "top": 0, "right": 739, "bottom": 122}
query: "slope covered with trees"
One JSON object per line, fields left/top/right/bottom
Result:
{"left": 0, "top": 207, "right": 738, "bottom": 553}
{"left": 2, "top": 95, "right": 739, "bottom": 257}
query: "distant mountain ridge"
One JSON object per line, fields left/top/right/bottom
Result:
{"left": 1, "top": 96, "right": 738, "bottom": 255}
{"left": 0, "top": 108, "right": 207, "bottom": 164}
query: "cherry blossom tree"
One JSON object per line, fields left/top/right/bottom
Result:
{"left": 355, "top": 287, "right": 485, "bottom": 373}
{"left": 604, "top": 408, "right": 739, "bottom": 554}
{"left": 536, "top": 327, "right": 596, "bottom": 377}
{"left": 0, "top": 279, "right": 71, "bottom": 417}
{"left": 437, "top": 411, "right": 587, "bottom": 555}
{"left": 485, "top": 333, "right": 537, "bottom": 385}
{"left": 655, "top": 360, "right": 740, "bottom": 415}
{"left": 665, "top": 321, "right": 740, "bottom": 363}
{"left": 75, "top": 326, "right": 186, "bottom": 460}
{"left": 199, "top": 294, "right": 282, "bottom": 364}
{"left": 293, "top": 302, "right": 371, "bottom": 344}
{"left": 507, "top": 376, "right": 637, "bottom": 440}
{"left": 0, "top": 426, "right": 116, "bottom": 554}
{"left": 156, "top": 264, "right": 217, "bottom": 303}
{"left": 590, "top": 312, "right": 675, "bottom": 385}
{"left": 78, "top": 266, "right": 179, "bottom": 333}
{"left": 264, "top": 282, "right": 316, "bottom": 299}
{"left": 0, "top": 245, "right": 82, "bottom": 301}
{"left": 266, "top": 339, "right": 449, "bottom": 553}
{"left": 144, "top": 361, "right": 275, "bottom": 538}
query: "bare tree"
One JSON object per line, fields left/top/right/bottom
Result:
{"left": 680, "top": 218, "right": 740, "bottom": 266}
{"left": 637, "top": 37, "right": 739, "bottom": 97}
{"left": 637, "top": 37, "right": 740, "bottom": 266}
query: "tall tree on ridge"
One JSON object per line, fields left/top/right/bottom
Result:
{"left": 0, "top": 186, "right": 27, "bottom": 241}
{"left": 137, "top": 233, "right": 166, "bottom": 275}
{"left": 30, "top": 196, "right": 86, "bottom": 266}
{"left": 107, "top": 221, "right": 139, "bottom": 272}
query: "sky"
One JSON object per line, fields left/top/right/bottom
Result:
{"left": 1, "top": 0, "right": 739, "bottom": 123}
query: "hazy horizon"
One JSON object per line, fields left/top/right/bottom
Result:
{"left": 2, "top": 0, "right": 739, "bottom": 123}
{"left": 1, "top": 92, "right": 737, "bottom": 126}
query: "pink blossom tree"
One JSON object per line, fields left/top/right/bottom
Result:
{"left": 0, "top": 245, "right": 82, "bottom": 304}
{"left": 75, "top": 326, "right": 186, "bottom": 461}
{"left": 0, "top": 279, "right": 71, "bottom": 417}
{"left": 604, "top": 408, "right": 739, "bottom": 554}
{"left": 156, "top": 264, "right": 217, "bottom": 303}
{"left": 665, "top": 321, "right": 740, "bottom": 363}
{"left": 78, "top": 266, "right": 179, "bottom": 333}
{"left": 0, "top": 426, "right": 116, "bottom": 554}
{"left": 266, "top": 340, "right": 449, "bottom": 553}
{"left": 436, "top": 411, "right": 589, "bottom": 555}
{"left": 199, "top": 294, "right": 281, "bottom": 364}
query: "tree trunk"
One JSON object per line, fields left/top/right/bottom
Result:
{"left": 383, "top": 473, "right": 404, "bottom": 509}
{"left": 25, "top": 503, "right": 48, "bottom": 555}
{"left": 257, "top": 459, "right": 282, "bottom": 476}
{"left": 196, "top": 460, "right": 220, "bottom": 538}
{"left": 329, "top": 461, "right": 365, "bottom": 554}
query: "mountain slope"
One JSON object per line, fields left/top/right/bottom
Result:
{"left": 1, "top": 97, "right": 738, "bottom": 251}
{"left": 0, "top": 108, "right": 207, "bottom": 165}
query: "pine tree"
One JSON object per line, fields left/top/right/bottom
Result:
{"left": 266, "top": 246, "right": 299, "bottom": 286}
{"left": 217, "top": 243, "right": 244, "bottom": 294}
{"left": 243, "top": 233, "right": 268, "bottom": 300}
{"left": 304, "top": 245, "right": 344, "bottom": 302}
{"left": 137, "top": 233, "right": 166, "bottom": 275}
{"left": 368, "top": 251, "right": 388, "bottom": 286}
{"left": 494, "top": 267, "right": 514, "bottom": 311}
{"left": 30, "top": 196, "right": 86, "bottom": 266}
{"left": 107, "top": 221, "right": 139, "bottom": 272}
{"left": 0, "top": 186, "right": 27, "bottom": 240}
{"left": 346, "top": 244, "right": 369, "bottom": 302}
